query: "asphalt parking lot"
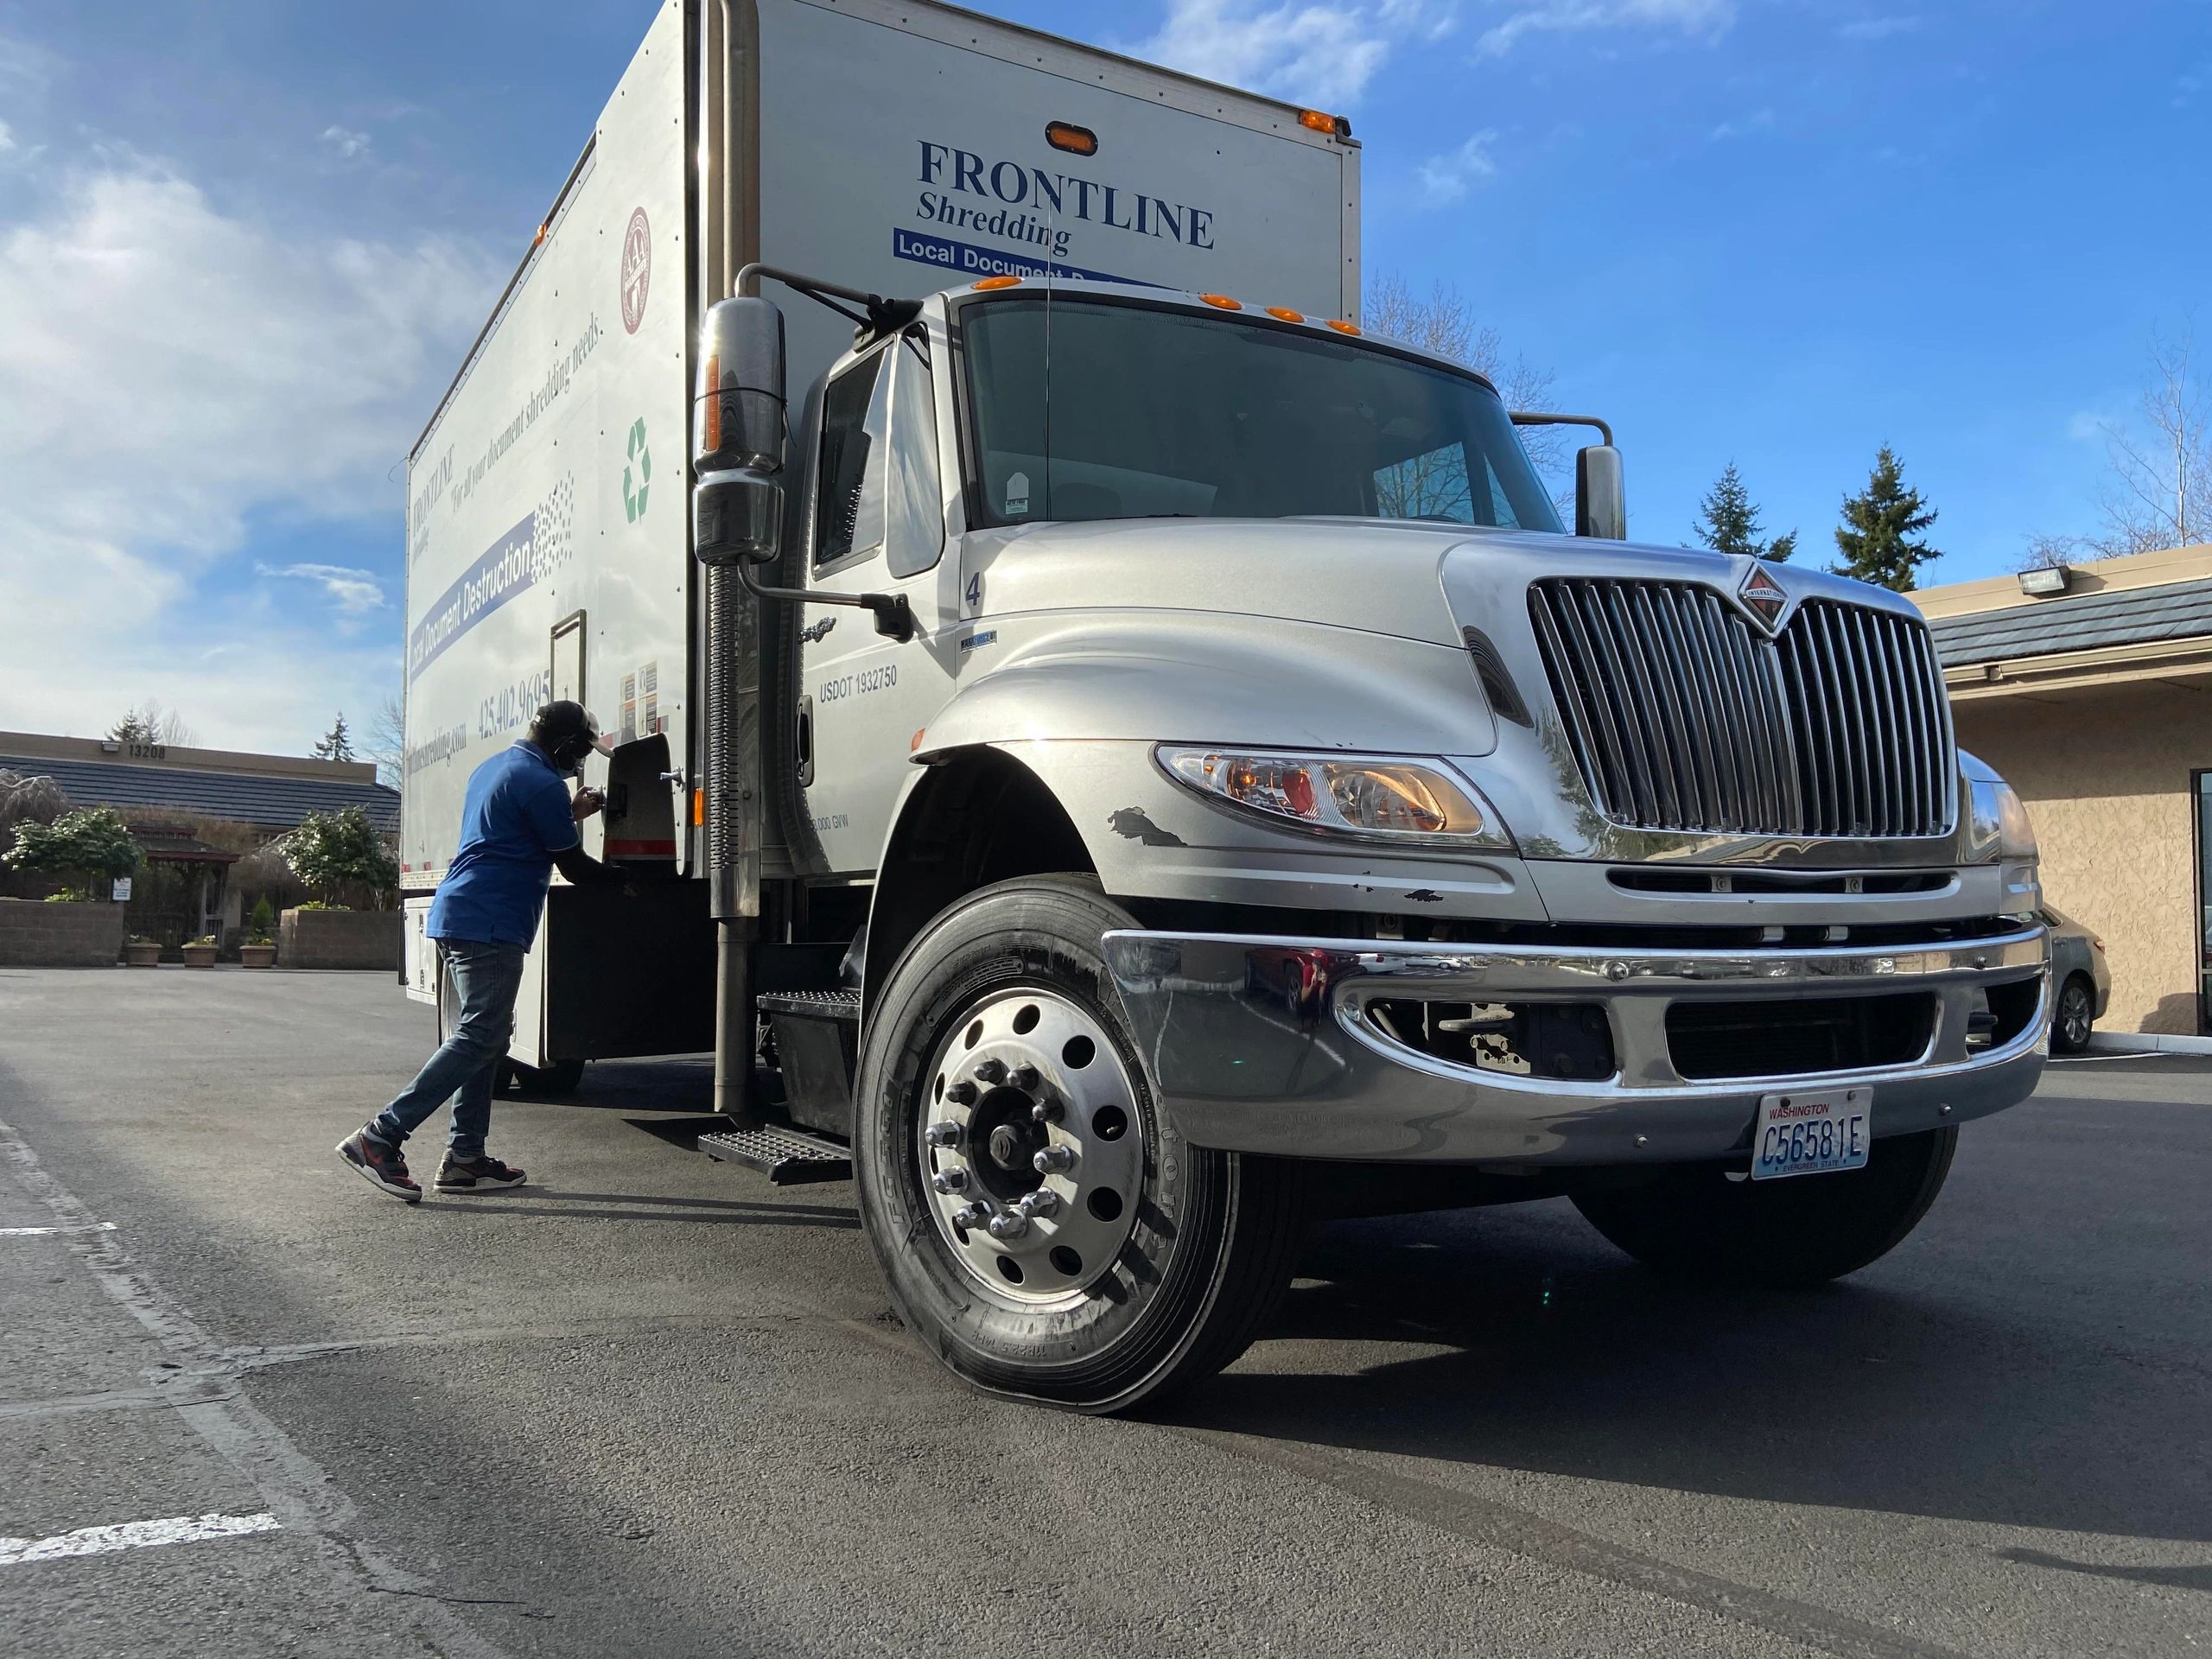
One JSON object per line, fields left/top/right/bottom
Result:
{"left": 0, "top": 968, "right": 2206, "bottom": 1658}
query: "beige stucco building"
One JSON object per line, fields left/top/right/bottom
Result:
{"left": 1915, "top": 543, "right": 2212, "bottom": 1034}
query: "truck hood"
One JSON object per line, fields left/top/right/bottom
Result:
{"left": 967, "top": 517, "right": 1912, "bottom": 651}
{"left": 965, "top": 517, "right": 1504, "bottom": 648}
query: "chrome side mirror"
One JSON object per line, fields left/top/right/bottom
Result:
{"left": 694, "top": 297, "right": 786, "bottom": 475}
{"left": 1575, "top": 445, "right": 1626, "bottom": 541}
{"left": 694, "top": 471, "right": 785, "bottom": 567}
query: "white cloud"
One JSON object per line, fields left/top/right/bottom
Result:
{"left": 1417, "top": 131, "right": 1497, "bottom": 203}
{"left": 1477, "top": 0, "right": 1734, "bottom": 56}
{"left": 1709, "top": 105, "right": 1775, "bottom": 141}
{"left": 0, "top": 119, "right": 14, "bottom": 154}
{"left": 320, "top": 124, "right": 372, "bottom": 161}
{"left": 256, "top": 561, "right": 387, "bottom": 616}
{"left": 1139, "top": 0, "right": 1456, "bottom": 108}
{"left": 0, "top": 161, "right": 497, "bottom": 750}
{"left": 1836, "top": 15, "right": 1920, "bottom": 41}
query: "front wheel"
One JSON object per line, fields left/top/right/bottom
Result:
{"left": 853, "top": 876, "right": 1304, "bottom": 1414}
{"left": 2052, "top": 974, "right": 2095, "bottom": 1055}
{"left": 1572, "top": 1126, "right": 1958, "bottom": 1287}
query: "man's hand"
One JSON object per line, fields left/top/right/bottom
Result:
{"left": 572, "top": 787, "right": 606, "bottom": 823}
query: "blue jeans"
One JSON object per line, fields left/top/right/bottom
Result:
{"left": 370, "top": 938, "right": 527, "bottom": 1161}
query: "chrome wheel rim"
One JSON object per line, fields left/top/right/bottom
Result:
{"left": 917, "top": 988, "right": 1144, "bottom": 1306}
{"left": 2060, "top": 986, "right": 2091, "bottom": 1046}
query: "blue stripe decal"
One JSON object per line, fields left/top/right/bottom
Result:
{"left": 407, "top": 513, "right": 539, "bottom": 682}
{"left": 891, "top": 228, "right": 1145, "bottom": 287}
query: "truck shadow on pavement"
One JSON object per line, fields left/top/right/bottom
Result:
{"left": 429, "top": 1188, "right": 861, "bottom": 1229}
{"left": 1167, "top": 1202, "right": 2212, "bottom": 1548}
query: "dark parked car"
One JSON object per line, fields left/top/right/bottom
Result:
{"left": 2044, "top": 906, "right": 2111, "bottom": 1054}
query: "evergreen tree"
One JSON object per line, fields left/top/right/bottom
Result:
{"left": 312, "top": 713, "right": 354, "bottom": 763}
{"left": 1832, "top": 445, "right": 1940, "bottom": 592}
{"left": 1692, "top": 462, "right": 1796, "bottom": 561}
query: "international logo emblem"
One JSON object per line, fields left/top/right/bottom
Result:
{"left": 1737, "top": 563, "right": 1789, "bottom": 632}
{"left": 620, "top": 207, "right": 652, "bottom": 334}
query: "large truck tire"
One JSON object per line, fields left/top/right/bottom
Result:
{"left": 1572, "top": 1125, "right": 1958, "bottom": 1287}
{"left": 853, "top": 875, "right": 1304, "bottom": 1414}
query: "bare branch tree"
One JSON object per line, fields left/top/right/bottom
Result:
{"left": 1365, "top": 274, "right": 1567, "bottom": 489}
{"left": 108, "top": 701, "right": 199, "bottom": 747}
{"left": 0, "top": 769, "right": 68, "bottom": 839}
{"left": 2015, "top": 532, "right": 2080, "bottom": 574}
{"left": 2091, "top": 324, "right": 2212, "bottom": 557}
{"left": 365, "top": 692, "right": 405, "bottom": 790}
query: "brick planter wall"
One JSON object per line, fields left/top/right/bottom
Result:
{"left": 0, "top": 898, "right": 126, "bottom": 967}
{"left": 279, "top": 908, "right": 403, "bottom": 971}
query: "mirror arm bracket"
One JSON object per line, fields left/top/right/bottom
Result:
{"left": 1510, "top": 410, "right": 1615, "bottom": 447}
{"left": 734, "top": 558, "right": 915, "bottom": 643}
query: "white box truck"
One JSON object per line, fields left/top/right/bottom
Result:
{"left": 405, "top": 0, "right": 2048, "bottom": 1412}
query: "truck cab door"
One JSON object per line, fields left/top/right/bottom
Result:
{"left": 795, "top": 327, "right": 957, "bottom": 874}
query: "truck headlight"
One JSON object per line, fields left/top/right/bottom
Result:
{"left": 1157, "top": 747, "right": 1513, "bottom": 848}
{"left": 1965, "top": 776, "right": 2037, "bottom": 861}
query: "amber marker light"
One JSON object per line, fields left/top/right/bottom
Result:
{"left": 1265, "top": 306, "right": 1306, "bottom": 323}
{"left": 1045, "top": 121, "right": 1099, "bottom": 156}
{"left": 1198, "top": 293, "right": 1243, "bottom": 310}
{"left": 973, "top": 274, "right": 1022, "bottom": 290}
{"left": 1298, "top": 109, "right": 1348, "bottom": 136}
{"left": 691, "top": 788, "right": 704, "bottom": 828}
{"left": 1325, "top": 318, "right": 1361, "bottom": 335}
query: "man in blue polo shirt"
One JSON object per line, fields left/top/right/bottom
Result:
{"left": 339, "top": 701, "right": 620, "bottom": 1203}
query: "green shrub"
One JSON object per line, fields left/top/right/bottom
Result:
{"left": 248, "top": 894, "right": 276, "bottom": 943}
{"left": 283, "top": 807, "right": 397, "bottom": 908}
{"left": 6, "top": 809, "right": 142, "bottom": 893}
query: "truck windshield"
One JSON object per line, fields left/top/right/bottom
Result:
{"left": 962, "top": 296, "right": 1563, "bottom": 534}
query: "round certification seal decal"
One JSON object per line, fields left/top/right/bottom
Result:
{"left": 620, "top": 207, "right": 652, "bottom": 334}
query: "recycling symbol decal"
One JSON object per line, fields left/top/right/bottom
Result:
{"left": 622, "top": 417, "right": 652, "bottom": 524}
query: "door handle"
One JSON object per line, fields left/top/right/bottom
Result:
{"left": 796, "top": 696, "right": 815, "bottom": 788}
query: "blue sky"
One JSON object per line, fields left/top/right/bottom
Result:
{"left": 0, "top": 0, "right": 2205, "bottom": 752}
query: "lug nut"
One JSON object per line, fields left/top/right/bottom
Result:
{"left": 1031, "top": 1098, "right": 1064, "bottom": 1125}
{"left": 925, "top": 1122, "right": 963, "bottom": 1148}
{"left": 987, "top": 1211, "right": 1030, "bottom": 1241}
{"left": 1019, "top": 1188, "right": 1062, "bottom": 1218}
{"left": 931, "top": 1168, "right": 969, "bottom": 1194}
{"left": 974, "top": 1058, "right": 1008, "bottom": 1085}
{"left": 951, "top": 1203, "right": 992, "bottom": 1230}
{"left": 1033, "top": 1145, "right": 1076, "bottom": 1174}
{"left": 1009, "top": 1063, "right": 1040, "bottom": 1091}
{"left": 944, "top": 1080, "right": 978, "bottom": 1107}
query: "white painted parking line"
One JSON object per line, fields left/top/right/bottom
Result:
{"left": 0, "top": 1222, "right": 117, "bottom": 1236}
{"left": 0, "top": 1510, "right": 281, "bottom": 1566}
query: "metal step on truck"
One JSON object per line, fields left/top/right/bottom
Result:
{"left": 403, "top": 0, "right": 2050, "bottom": 1413}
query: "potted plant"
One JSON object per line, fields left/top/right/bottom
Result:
{"left": 181, "top": 934, "right": 219, "bottom": 968}
{"left": 124, "top": 935, "right": 161, "bottom": 967}
{"left": 240, "top": 896, "right": 277, "bottom": 968}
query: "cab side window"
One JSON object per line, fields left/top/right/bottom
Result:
{"left": 815, "top": 349, "right": 892, "bottom": 569}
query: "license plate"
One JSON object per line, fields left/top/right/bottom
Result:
{"left": 1751, "top": 1088, "right": 1872, "bottom": 1180}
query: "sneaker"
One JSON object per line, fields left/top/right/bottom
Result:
{"left": 435, "top": 1153, "right": 527, "bottom": 1193}
{"left": 338, "top": 1129, "right": 421, "bottom": 1204}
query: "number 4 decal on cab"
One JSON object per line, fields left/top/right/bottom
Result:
{"left": 964, "top": 571, "right": 982, "bottom": 613}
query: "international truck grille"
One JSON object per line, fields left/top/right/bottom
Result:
{"left": 1528, "top": 578, "right": 1955, "bottom": 839}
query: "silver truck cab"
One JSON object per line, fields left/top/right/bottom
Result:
{"left": 695, "top": 272, "right": 2047, "bottom": 1413}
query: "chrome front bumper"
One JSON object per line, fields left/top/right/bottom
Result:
{"left": 1100, "top": 926, "right": 2049, "bottom": 1166}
